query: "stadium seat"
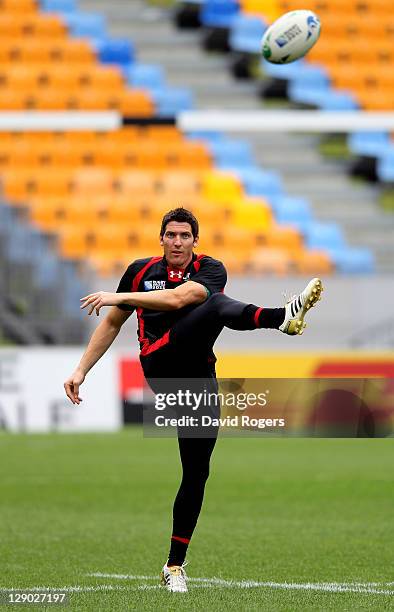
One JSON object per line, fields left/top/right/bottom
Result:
{"left": 0, "top": 39, "right": 95, "bottom": 63}
{"left": 165, "top": 142, "right": 212, "bottom": 169}
{"left": 152, "top": 88, "right": 194, "bottom": 115}
{"left": 0, "top": 14, "right": 67, "bottom": 37}
{"left": 41, "top": 0, "right": 77, "bottom": 13}
{"left": 96, "top": 38, "right": 134, "bottom": 65}
{"left": 118, "top": 90, "right": 155, "bottom": 116}
{"left": 208, "top": 249, "right": 249, "bottom": 274}
{"left": 271, "top": 196, "right": 313, "bottom": 233}
{"left": 240, "top": 0, "right": 280, "bottom": 21}
{"left": 305, "top": 222, "right": 346, "bottom": 251}
{"left": 236, "top": 167, "right": 283, "bottom": 198}
{"left": 2, "top": 169, "right": 72, "bottom": 200}
{"left": 200, "top": 0, "right": 240, "bottom": 28}
{"left": 64, "top": 12, "right": 107, "bottom": 39}
{"left": 126, "top": 64, "right": 166, "bottom": 92}
{"left": 0, "top": 0, "right": 37, "bottom": 12}
{"left": 202, "top": 171, "right": 243, "bottom": 202}
{"left": 289, "top": 66, "right": 330, "bottom": 91}
{"left": 265, "top": 225, "right": 303, "bottom": 252}
{"left": 231, "top": 196, "right": 272, "bottom": 230}
{"left": 288, "top": 84, "right": 359, "bottom": 111}
{"left": 247, "top": 247, "right": 293, "bottom": 275}
{"left": 348, "top": 132, "right": 391, "bottom": 157}
{"left": 329, "top": 247, "right": 375, "bottom": 273}
{"left": 294, "top": 250, "right": 333, "bottom": 275}
{"left": 209, "top": 139, "right": 255, "bottom": 169}
{"left": 117, "top": 171, "right": 160, "bottom": 198}
{"left": 159, "top": 171, "right": 202, "bottom": 197}
{"left": 229, "top": 15, "right": 267, "bottom": 54}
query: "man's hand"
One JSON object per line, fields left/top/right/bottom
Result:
{"left": 64, "top": 369, "right": 85, "bottom": 404}
{"left": 80, "top": 292, "right": 123, "bottom": 316}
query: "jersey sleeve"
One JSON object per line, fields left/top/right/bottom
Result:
{"left": 191, "top": 257, "right": 227, "bottom": 296}
{"left": 115, "top": 259, "right": 146, "bottom": 312}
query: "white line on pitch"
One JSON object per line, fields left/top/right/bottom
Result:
{"left": 86, "top": 573, "right": 394, "bottom": 595}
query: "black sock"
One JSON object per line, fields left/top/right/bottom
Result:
{"left": 244, "top": 305, "right": 285, "bottom": 329}
{"left": 167, "top": 535, "right": 190, "bottom": 566}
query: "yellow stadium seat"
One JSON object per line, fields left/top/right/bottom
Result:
{"left": 202, "top": 170, "right": 243, "bottom": 202}
{"left": 241, "top": 0, "right": 281, "bottom": 21}
{"left": 230, "top": 196, "right": 273, "bottom": 230}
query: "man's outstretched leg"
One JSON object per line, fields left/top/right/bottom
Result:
{"left": 170, "top": 277, "right": 324, "bottom": 353}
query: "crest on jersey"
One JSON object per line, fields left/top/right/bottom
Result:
{"left": 144, "top": 280, "right": 166, "bottom": 291}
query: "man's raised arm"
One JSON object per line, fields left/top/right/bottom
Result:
{"left": 80, "top": 281, "right": 208, "bottom": 316}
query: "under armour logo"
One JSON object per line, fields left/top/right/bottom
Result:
{"left": 169, "top": 270, "right": 183, "bottom": 279}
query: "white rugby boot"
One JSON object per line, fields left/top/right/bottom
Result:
{"left": 160, "top": 563, "right": 188, "bottom": 593}
{"left": 279, "top": 277, "right": 323, "bottom": 335}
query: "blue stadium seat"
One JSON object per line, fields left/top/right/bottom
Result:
{"left": 271, "top": 196, "right": 313, "bottom": 233}
{"left": 40, "top": 0, "right": 76, "bottom": 13}
{"left": 64, "top": 12, "right": 107, "bottom": 39}
{"left": 290, "top": 66, "right": 330, "bottom": 90}
{"left": 200, "top": 0, "right": 239, "bottom": 28}
{"left": 96, "top": 38, "right": 135, "bottom": 66}
{"left": 261, "top": 58, "right": 306, "bottom": 79}
{"left": 305, "top": 222, "right": 346, "bottom": 251}
{"left": 152, "top": 88, "right": 194, "bottom": 115}
{"left": 289, "top": 84, "right": 359, "bottom": 110}
{"left": 348, "top": 132, "right": 391, "bottom": 157}
{"left": 209, "top": 139, "right": 254, "bottom": 168}
{"left": 126, "top": 64, "right": 165, "bottom": 92}
{"left": 376, "top": 146, "right": 394, "bottom": 182}
{"left": 329, "top": 247, "right": 375, "bottom": 273}
{"left": 236, "top": 167, "right": 283, "bottom": 197}
{"left": 229, "top": 15, "right": 267, "bottom": 54}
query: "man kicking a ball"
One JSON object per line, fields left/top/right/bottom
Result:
{"left": 64, "top": 208, "right": 323, "bottom": 593}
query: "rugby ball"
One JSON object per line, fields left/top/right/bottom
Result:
{"left": 261, "top": 10, "right": 321, "bottom": 64}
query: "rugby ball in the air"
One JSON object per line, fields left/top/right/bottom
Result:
{"left": 261, "top": 10, "right": 321, "bottom": 64}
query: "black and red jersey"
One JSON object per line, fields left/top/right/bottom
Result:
{"left": 116, "top": 253, "right": 227, "bottom": 356}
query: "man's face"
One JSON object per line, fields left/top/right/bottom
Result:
{"left": 160, "top": 221, "right": 198, "bottom": 269}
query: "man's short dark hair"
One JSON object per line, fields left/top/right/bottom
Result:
{"left": 160, "top": 208, "right": 199, "bottom": 239}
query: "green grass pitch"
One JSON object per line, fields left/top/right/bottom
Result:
{"left": 0, "top": 429, "right": 393, "bottom": 611}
